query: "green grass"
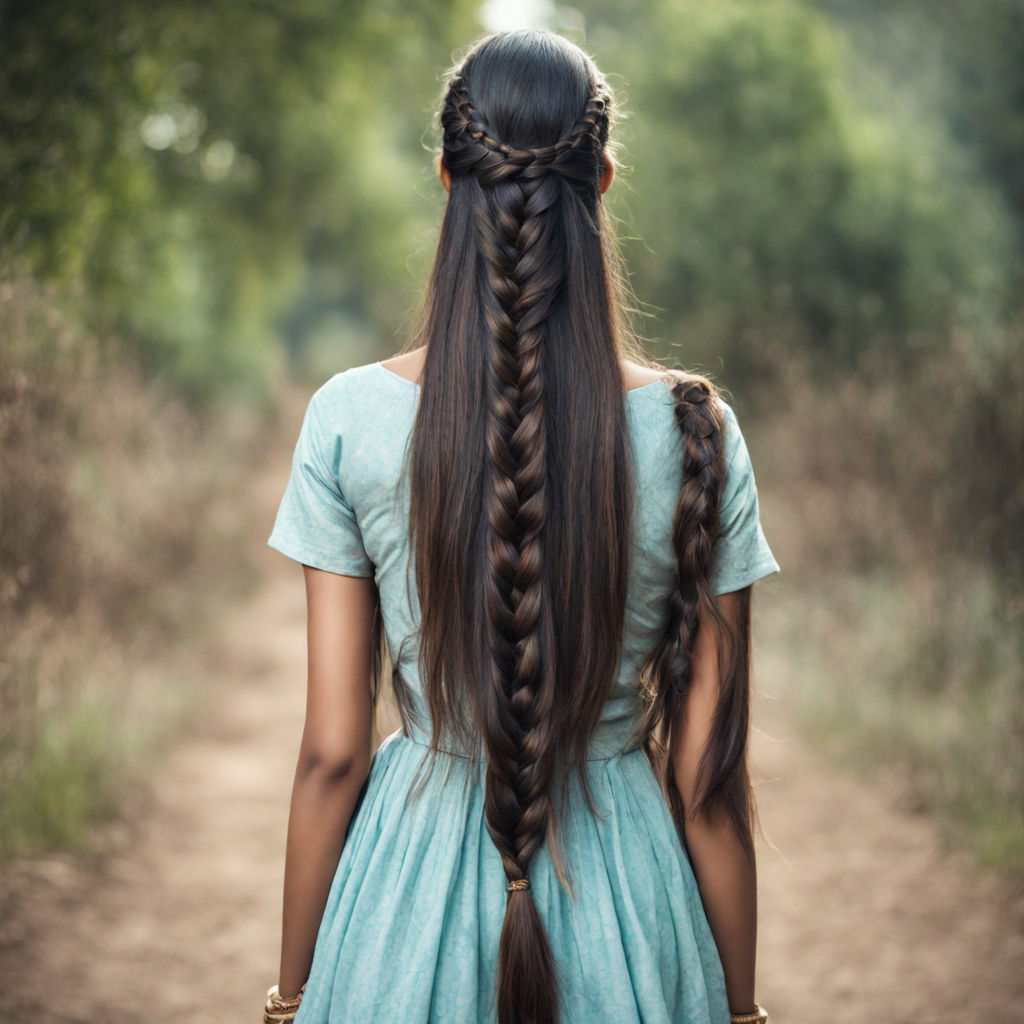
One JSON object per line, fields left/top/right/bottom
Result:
{"left": 0, "top": 594, "right": 246, "bottom": 864}
{"left": 3, "top": 694, "right": 129, "bottom": 857}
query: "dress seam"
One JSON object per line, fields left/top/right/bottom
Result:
{"left": 396, "top": 730, "right": 646, "bottom": 763}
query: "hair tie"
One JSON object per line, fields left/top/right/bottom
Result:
{"left": 506, "top": 877, "right": 531, "bottom": 893}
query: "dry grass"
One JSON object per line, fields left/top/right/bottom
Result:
{"left": 750, "top": 334, "right": 1024, "bottom": 878}
{"left": 0, "top": 278, "right": 270, "bottom": 863}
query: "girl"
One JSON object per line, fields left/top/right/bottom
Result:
{"left": 265, "top": 28, "right": 779, "bottom": 1024}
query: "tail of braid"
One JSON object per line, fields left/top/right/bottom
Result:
{"left": 466, "top": 88, "right": 567, "bottom": 1024}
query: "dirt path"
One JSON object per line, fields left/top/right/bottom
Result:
{"left": 1, "top": 430, "right": 1022, "bottom": 1023}
{"left": 751, "top": 648, "right": 1024, "bottom": 1023}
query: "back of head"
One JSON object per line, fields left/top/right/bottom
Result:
{"left": 443, "top": 30, "right": 608, "bottom": 197}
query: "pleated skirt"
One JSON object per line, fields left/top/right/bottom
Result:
{"left": 293, "top": 728, "right": 730, "bottom": 1024}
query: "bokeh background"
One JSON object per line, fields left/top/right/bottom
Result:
{"left": 1, "top": 0, "right": 1022, "bottom": 1019}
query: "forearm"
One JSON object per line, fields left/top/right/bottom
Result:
{"left": 683, "top": 813, "right": 757, "bottom": 1015}
{"left": 277, "top": 760, "right": 369, "bottom": 998}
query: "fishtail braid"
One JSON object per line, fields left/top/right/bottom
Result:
{"left": 438, "top": 65, "right": 617, "bottom": 1024}
{"left": 474, "top": 165, "right": 558, "bottom": 899}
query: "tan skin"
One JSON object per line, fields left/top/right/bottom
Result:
{"left": 276, "top": 151, "right": 759, "bottom": 1017}
{"left": 671, "top": 589, "right": 759, "bottom": 1016}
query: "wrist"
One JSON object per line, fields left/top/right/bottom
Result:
{"left": 730, "top": 1004, "right": 768, "bottom": 1024}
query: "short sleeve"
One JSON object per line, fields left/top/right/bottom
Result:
{"left": 266, "top": 383, "right": 375, "bottom": 577}
{"left": 709, "top": 402, "right": 781, "bottom": 596}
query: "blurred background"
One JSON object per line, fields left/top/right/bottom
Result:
{"left": 1, "top": 0, "right": 1022, "bottom": 1020}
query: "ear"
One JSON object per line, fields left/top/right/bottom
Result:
{"left": 436, "top": 152, "right": 450, "bottom": 193}
{"left": 599, "top": 149, "right": 615, "bottom": 195}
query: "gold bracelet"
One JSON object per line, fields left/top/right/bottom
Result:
{"left": 264, "top": 983, "right": 305, "bottom": 1022}
{"left": 730, "top": 1005, "right": 768, "bottom": 1024}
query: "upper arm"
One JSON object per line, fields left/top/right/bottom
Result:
{"left": 299, "top": 565, "right": 377, "bottom": 777}
{"left": 265, "top": 377, "right": 379, "bottom": 775}
{"left": 668, "top": 588, "right": 749, "bottom": 817}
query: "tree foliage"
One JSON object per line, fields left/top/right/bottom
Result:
{"left": 0, "top": 0, "right": 476, "bottom": 399}
{"left": 597, "top": 0, "right": 1019, "bottom": 376}
{"left": 2, "top": 0, "right": 1021, "bottom": 394}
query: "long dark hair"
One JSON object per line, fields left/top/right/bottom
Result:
{"left": 372, "top": 29, "right": 756, "bottom": 1024}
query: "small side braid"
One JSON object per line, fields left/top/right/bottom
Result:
{"left": 630, "top": 371, "right": 729, "bottom": 821}
{"left": 668, "top": 372, "right": 725, "bottom": 699}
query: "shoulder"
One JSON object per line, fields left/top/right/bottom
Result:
{"left": 712, "top": 398, "right": 752, "bottom": 476}
{"left": 646, "top": 369, "right": 742, "bottom": 438}
{"left": 652, "top": 381, "right": 750, "bottom": 482}
{"left": 306, "top": 362, "right": 394, "bottom": 426}
{"left": 717, "top": 397, "right": 741, "bottom": 446}
{"left": 310, "top": 362, "right": 382, "bottom": 401}
{"left": 622, "top": 358, "right": 669, "bottom": 391}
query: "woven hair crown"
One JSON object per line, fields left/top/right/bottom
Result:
{"left": 440, "top": 74, "right": 611, "bottom": 186}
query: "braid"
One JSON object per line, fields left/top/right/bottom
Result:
{"left": 478, "top": 190, "right": 560, "bottom": 1018}
{"left": 668, "top": 373, "right": 725, "bottom": 698}
{"left": 439, "top": 67, "right": 611, "bottom": 1024}
{"left": 443, "top": 75, "right": 610, "bottom": 189}
{"left": 632, "top": 372, "right": 756, "bottom": 858}
{"left": 403, "top": 28, "right": 761, "bottom": 1024}
{"left": 472, "top": 118, "right": 557, "bottom": 905}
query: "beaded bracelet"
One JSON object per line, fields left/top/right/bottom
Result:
{"left": 730, "top": 1005, "right": 768, "bottom": 1024}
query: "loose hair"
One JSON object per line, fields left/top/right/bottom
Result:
{"left": 371, "top": 29, "right": 757, "bottom": 1024}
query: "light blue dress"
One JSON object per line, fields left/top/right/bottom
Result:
{"left": 267, "top": 361, "right": 780, "bottom": 1024}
